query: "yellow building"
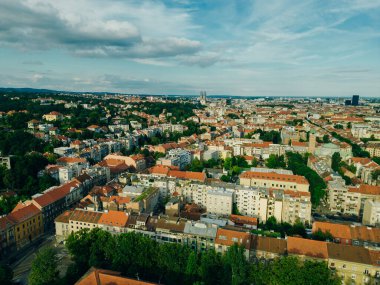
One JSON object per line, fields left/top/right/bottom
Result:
{"left": 8, "top": 203, "right": 43, "bottom": 249}
{"left": 328, "top": 243, "right": 380, "bottom": 285}
{"left": 0, "top": 216, "right": 16, "bottom": 256}
{"left": 239, "top": 171, "right": 310, "bottom": 192}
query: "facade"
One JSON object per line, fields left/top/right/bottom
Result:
{"left": 239, "top": 170, "right": 310, "bottom": 192}
{"left": 206, "top": 188, "right": 233, "bottom": 215}
{"left": 8, "top": 204, "right": 43, "bottom": 249}
{"left": 363, "top": 199, "right": 380, "bottom": 226}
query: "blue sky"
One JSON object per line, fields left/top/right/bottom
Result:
{"left": 0, "top": 0, "right": 379, "bottom": 97}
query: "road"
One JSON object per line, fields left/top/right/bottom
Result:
{"left": 11, "top": 235, "right": 71, "bottom": 285}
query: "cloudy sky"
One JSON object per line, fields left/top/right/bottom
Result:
{"left": 0, "top": 0, "right": 379, "bottom": 97}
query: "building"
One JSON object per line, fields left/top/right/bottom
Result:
{"left": 327, "top": 243, "right": 379, "bottom": 285}
{"left": 0, "top": 216, "right": 16, "bottom": 256}
{"left": 215, "top": 227, "right": 251, "bottom": 258}
{"left": 0, "top": 156, "right": 11, "bottom": 169}
{"left": 363, "top": 199, "right": 380, "bottom": 226}
{"left": 8, "top": 203, "right": 43, "bottom": 249}
{"left": 239, "top": 170, "right": 310, "bottom": 192}
{"left": 206, "top": 188, "right": 233, "bottom": 215}
{"left": 75, "top": 267, "right": 158, "bottom": 285}
{"left": 43, "top": 111, "right": 63, "bottom": 121}
{"left": 287, "top": 237, "right": 328, "bottom": 261}
{"left": 312, "top": 221, "right": 380, "bottom": 247}
{"left": 282, "top": 190, "right": 312, "bottom": 225}
{"left": 352, "top": 94, "right": 359, "bottom": 106}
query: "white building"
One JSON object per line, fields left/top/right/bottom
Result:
{"left": 206, "top": 188, "right": 233, "bottom": 216}
{"left": 362, "top": 199, "right": 380, "bottom": 226}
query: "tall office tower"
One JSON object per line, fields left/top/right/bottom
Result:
{"left": 308, "top": 130, "right": 316, "bottom": 154}
{"left": 352, "top": 95, "right": 359, "bottom": 106}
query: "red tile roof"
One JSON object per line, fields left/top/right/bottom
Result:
{"left": 240, "top": 171, "right": 309, "bottom": 185}
{"left": 98, "top": 211, "right": 129, "bottom": 227}
{"left": 215, "top": 228, "right": 251, "bottom": 249}
{"left": 8, "top": 204, "right": 41, "bottom": 223}
{"left": 75, "top": 267, "right": 158, "bottom": 285}
{"left": 287, "top": 237, "right": 328, "bottom": 259}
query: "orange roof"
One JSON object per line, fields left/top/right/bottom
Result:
{"left": 240, "top": 171, "right": 309, "bottom": 185}
{"left": 283, "top": 190, "right": 310, "bottom": 198}
{"left": 57, "top": 157, "right": 87, "bottom": 164}
{"left": 292, "top": 141, "right": 308, "bottom": 147}
{"left": 229, "top": 214, "right": 258, "bottom": 226}
{"left": 75, "top": 267, "right": 158, "bottom": 285}
{"left": 33, "top": 181, "right": 79, "bottom": 208}
{"left": 287, "top": 237, "right": 328, "bottom": 259}
{"left": 149, "top": 165, "right": 170, "bottom": 175}
{"left": 168, "top": 170, "right": 206, "bottom": 182}
{"left": 98, "top": 211, "right": 129, "bottom": 227}
{"left": 351, "top": 157, "right": 372, "bottom": 165}
{"left": 215, "top": 228, "right": 251, "bottom": 249}
{"left": 8, "top": 204, "right": 41, "bottom": 223}
{"left": 312, "top": 221, "right": 352, "bottom": 240}
{"left": 348, "top": 184, "right": 380, "bottom": 195}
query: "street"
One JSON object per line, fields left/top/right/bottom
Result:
{"left": 11, "top": 235, "right": 71, "bottom": 285}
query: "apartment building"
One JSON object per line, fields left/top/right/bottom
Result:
{"left": 206, "top": 188, "right": 234, "bottom": 215}
{"left": 239, "top": 170, "right": 310, "bottom": 192}
{"left": 363, "top": 199, "right": 380, "bottom": 226}
{"left": 8, "top": 203, "right": 43, "bottom": 249}
{"left": 282, "top": 190, "right": 312, "bottom": 225}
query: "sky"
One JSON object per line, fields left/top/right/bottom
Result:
{"left": 0, "top": 0, "right": 379, "bottom": 97}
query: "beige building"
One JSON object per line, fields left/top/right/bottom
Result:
{"left": 206, "top": 189, "right": 233, "bottom": 216}
{"left": 43, "top": 111, "right": 63, "bottom": 121}
{"left": 328, "top": 243, "right": 380, "bottom": 285}
{"left": 55, "top": 209, "right": 102, "bottom": 241}
{"left": 239, "top": 171, "right": 310, "bottom": 192}
{"left": 282, "top": 190, "right": 312, "bottom": 225}
{"left": 363, "top": 199, "right": 380, "bottom": 226}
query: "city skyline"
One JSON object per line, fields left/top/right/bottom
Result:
{"left": 0, "top": 0, "right": 379, "bottom": 97}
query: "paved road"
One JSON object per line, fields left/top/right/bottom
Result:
{"left": 11, "top": 235, "right": 71, "bottom": 285}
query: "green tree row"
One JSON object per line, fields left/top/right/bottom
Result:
{"left": 30, "top": 228, "right": 341, "bottom": 285}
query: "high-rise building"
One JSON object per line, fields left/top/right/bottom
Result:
{"left": 352, "top": 95, "right": 359, "bottom": 106}
{"left": 199, "top": 91, "right": 207, "bottom": 104}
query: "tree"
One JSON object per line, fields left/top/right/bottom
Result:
{"left": 0, "top": 265, "right": 13, "bottom": 285}
{"left": 323, "top": 134, "right": 330, "bottom": 143}
{"left": 331, "top": 152, "right": 341, "bottom": 172}
{"left": 29, "top": 247, "right": 59, "bottom": 285}
{"left": 265, "top": 154, "right": 286, "bottom": 169}
{"left": 223, "top": 244, "right": 249, "bottom": 285}
{"left": 312, "top": 229, "right": 334, "bottom": 241}
{"left": 372, "top": 169, "right": 380, "bottom": 181}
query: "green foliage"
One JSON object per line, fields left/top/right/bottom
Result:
{"left": 227, "top": 113, "right": 240, "bottom": 119}
{"left": 254, "top": 129, "right": 282, "bottom": 144}
{"left": 323, "top": 134, "right": 330, "bottom": 143}
{"left": 65, "top": 228, "right": 339, "bottom": 285}
{"left": 265, "top": 154, "right": 286, "bottom": 169}
{"left": 333, "top": 124, "right": 344, "bottom": 129}
{"left": 259, "top": 216, "right": 307, "bottom": 238}
{"left": 331, "top": 152, "right": 341, "bottom": 172}
{"left": 331, "top": 132, "right": 370, "bottom": 157}
{"left": 286, "top": 152, "right": 326, "bottom": 207}
{"left": 0, "top": 264, "right": 13, "bottom": 285}
{"left": 29, "top": 247, "right": 59, "bottom": 285}
{"left": 248, "top": 257, "right": 340, "bottom": 285}
{"left": 372, "top": 169, "right": 380, "bottom": 181}
{"left": 0, "top": 130, "right": 47, "bottom": 155}
{"left": 186, "top": 158, "right": 222, "bottom": 172}
{"left": 286, "top": 119, "right": 303, "bottom": 126}
{"left": 312, "top": 229, "right": 334, "bottom": 241}
{"left": 129, "top": 101, "right": 200, "bottom": 122}
{"left": 0, "top": 193, "right": 24, "bottom": 215}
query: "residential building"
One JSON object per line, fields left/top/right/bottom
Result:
{"left": 239, "top": 170, "right": 310, "bottom": 192}
{"left": 362, "top": 199, "right": 380, "bottom": 227}
{"left": 206, "top": 188, "right": 233, "bottom": 215}
{"left": 8, "top": 203, "right": 43, "bottom": 249}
